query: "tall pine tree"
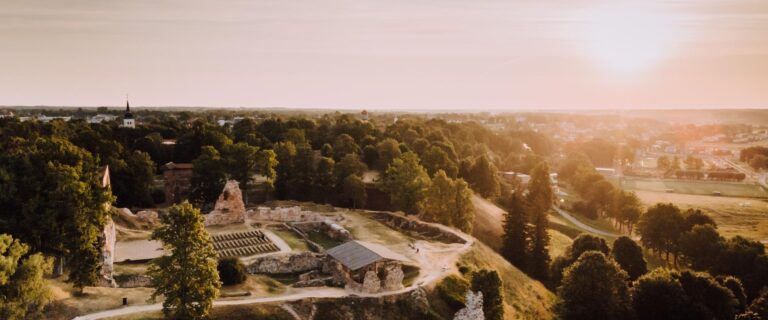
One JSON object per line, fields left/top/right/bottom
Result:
{"left": 501, "top": 192, "right": 529, "bottom": 271}
{"left": 527, "top": 162, "right": 553, "bottom": 280}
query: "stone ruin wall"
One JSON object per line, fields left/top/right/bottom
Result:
{"left": 205, "top": 180, "right": 246, "bottom": 226}
{"left": 97, "top": 216, "right": 117, "bottom": 287}
{"left": 370, "top": 211, "right": 466, "bottom": 244}
{"left": 248, "top": 206, "right": 343, "bottom": 223}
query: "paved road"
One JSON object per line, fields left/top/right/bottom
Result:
{"left": 552, "top": 206, "right": 623, "bottom": 238}
{"left": 74, "top": 219, "right": 474, "bottom": 320}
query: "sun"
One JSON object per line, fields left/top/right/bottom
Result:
{"left": 578, "top": 3, "right": 681, "bottom": 77}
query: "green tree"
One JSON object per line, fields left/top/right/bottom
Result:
{"left": 320, "top": 143, "right": 334, "bottom": 158}
{"left": 112, "top": 150, "right": 156, "bottom": 207}
{"left": 0, "top": 137, "right": 113, "bottom": 292}
{"left": 678, "top": 224, "right": 724, "bottom": 270}
{"left": 376, "top": 138, "right": 402, "bottom": 170}
{"left": 286, "top": 142, "right": 316, "bottom": 200}
{"left": 422, "top": 146, "right": 458, "bottom": 178}
{"left": 273, "top": 141, "right": 296, "bottom": 199}
{"left": 683, "top": 209, "right": 716, "bottom": 231}
{"left": 451, "top": 178, "right": 475, "bottom": 233}
{"left": 223, "top": 142, "right": 260, "bottom": 203}
{"left": 632, "top": 269, "right": 691, "bottom": 320}
{"left": 332, "top": 134, "right": 360, "bottom": 160}
{"left": 500, "top": 192, "right": 529, "bottom": 270}
{"left": 527, "top": 162, "right": 553, "bottom": 280}
{"left": 421, "top": 170, "right": 474, "bottom": 232}
{"left": 470, "top": 269, "right": 504, "bottom": 320}
{"left": 610, "top": 190, "right": 642, "bottom": 233}
{"left": 674, "top": 270, "right": 739, "bottom": 320}
{"left": 190, "top": 146, "right": 226, "bottom": 204}
{"left": 587, "top": 180, "right": 614, "bottom": 217}
{"left": 555, "top": 251, "right": 631, "bottom": 320}
{"left": 0, "top": 234, "right": 54, "bottom": 320}
{"left": 148, "top": 203, "right": 220, "bottom": 320}
{"left": 256, "top": 149, "right": 278, "bottom": 194}
{"left": 421, "top": 170, "right": 454, "bottom": 225}
{"left": 466, "top": 155, "right": 500, "bottom": 198}
{"left": 637, "top": 203, "right": 685, "bottom": 263}
{"left": 313, "top": 157, "right": 336, "bottom": 203}
{"left": 334, "top": 153, "right": 367, "bottom": 187}
{"left": 217, "top": 258, "right": 246, "bottom": 286}
{"left": 612, "top": 236, "right": 647, "bottom": 281}
{"left": 380, "top": 152, "right": 431, "bottom": 214}
{"left": 550, "top": 234, "right": 611, "bottom": 288}
{"left": 341, "top": 174, "right": 367, "bottom": 209}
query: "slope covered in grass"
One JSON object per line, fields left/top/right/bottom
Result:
{"left": 471, "top": 194, "right": 573, "bottom": 258}
{"left": 457, "top": 241, "right": 556, "bottom": 319}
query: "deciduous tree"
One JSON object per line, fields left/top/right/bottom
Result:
{"left": 556, "top": 251, "right": 631, "bottom": 320}
{"left": 148, "top": 203, "right": 220, "bottom": 320}
{"left": 0, "top": 234, "right": 53, "bottom": 320}
{"left": 380, "top": 152, "right": 431, "bottom": 214}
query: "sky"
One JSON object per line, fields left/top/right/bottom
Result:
{"left": 1, "top": 0, "right": 767, "bottom": 110}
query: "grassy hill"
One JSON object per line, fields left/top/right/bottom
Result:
{"left": 471, "top": 194, "right": 573, "bottom": 258}
{"left": 456, "top": 241, "right": 555, "bottom": 319}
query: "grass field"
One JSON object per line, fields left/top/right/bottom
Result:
{"left": 634, "top": 190, "right": 768, "bottom": 244}
{"left": 616, "top": 177, "right": 767, "bottom": 198}
{"left": 268, "top": 227, "right": 310, "bottom": 252}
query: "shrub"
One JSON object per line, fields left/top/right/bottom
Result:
{"left": 436, "top": 274, "right": 470, "bottom": 310}
{"left": 218, "top": 257, "right": 247, "bottom": 285}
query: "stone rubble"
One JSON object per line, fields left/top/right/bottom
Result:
{"left": 135, "top": 210, "right": 159, "bottom": 226}
{"left": 453, "top": 291, "right": 485, "bottom": 320}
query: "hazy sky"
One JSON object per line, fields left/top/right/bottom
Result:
{"left": 1, "top": 0, "right": 767, "bottom": 109}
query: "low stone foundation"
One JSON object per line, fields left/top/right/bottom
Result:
{"left": 114, "top": 274, "right": 152, "bottom": 288}
{"left": 247, "top": 252, "right": 326, "bottom": 274}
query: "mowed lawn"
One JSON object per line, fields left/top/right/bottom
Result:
{"left": 617, "top": 177, "right": 768, "bottom": 198}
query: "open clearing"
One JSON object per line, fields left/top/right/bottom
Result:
{"left": 617, "top": 177, "right": 767, "bottom": 198}
{"left": 635, "top": 190, "right": 768, "bottom": 243}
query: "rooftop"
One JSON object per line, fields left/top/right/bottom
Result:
{"left": 326, "top": 240, "right": 407, "bottom": 271}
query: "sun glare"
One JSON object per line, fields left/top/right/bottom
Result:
{"left": 579, "top": 4, "right": 681, "bottom": 77}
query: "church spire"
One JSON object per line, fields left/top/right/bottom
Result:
{"left": 122, "top": 95, "right": 135, "bottom": 128}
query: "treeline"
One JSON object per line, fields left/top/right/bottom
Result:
{"left": 548, "top": 207, "right": 768, "bottom": 320}
{"left": 553, "top": 235, "right": 766, "bottom": 320}
{"left": 558, "top": 152, "right": 641, "bottom": 233}
{"left": 637, "top": 204, "right": 768, "bottom": 300}
{"left": 674, "top": 170, "right": 747, "bottom": 182}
